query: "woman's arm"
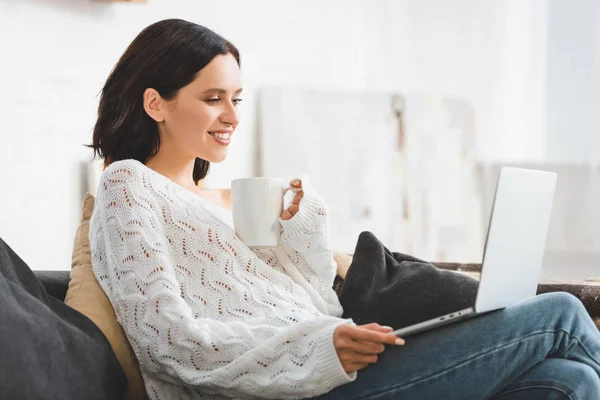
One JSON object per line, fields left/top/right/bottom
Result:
{"left": 278, "top": 175, "right": 344, "bottom": 317}
{"left": 90, "top": 164, "right": 354, "bottom": 399}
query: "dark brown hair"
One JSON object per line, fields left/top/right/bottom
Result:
{"left": 89, "top": 19, "right": 240, "bottom": 184}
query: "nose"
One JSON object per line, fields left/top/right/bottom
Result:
{"left": 220, "top": 100, "right": 240, "bottom": 126}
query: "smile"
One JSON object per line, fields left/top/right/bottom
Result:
{"left": 208, "top": 131, "right": 231, "bottom": 140}
{"left": 208, "top": 131, "right": 232, "bottom": 146}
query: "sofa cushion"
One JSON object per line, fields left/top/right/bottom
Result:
{"left": 0, "top": 238, "right": 126, "bottom": 400}
{"left": 64, "top": 193, "right": 147, "bottom": 400}
{"left": 34, "top": 270, "right": 70, "bottom": 301}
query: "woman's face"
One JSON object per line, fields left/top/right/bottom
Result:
{"left": 159, "top": 53, "right": 242, "bottom": 163}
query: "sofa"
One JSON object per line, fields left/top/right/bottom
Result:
{"left": 26, "top": 192, "right": 600, "bottom": 400}
{"left": 24, "top": 260, "right": 600, "bottom": 400}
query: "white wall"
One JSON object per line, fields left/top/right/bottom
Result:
{"left": 546, "top": 0, "right": 600, "bottom": 163}
{"left": 365, "top": 0, "right": 548, "bottom": 162}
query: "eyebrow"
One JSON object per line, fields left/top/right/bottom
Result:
{"left": 201, "top": 88, "right": 243, "bottom": 95}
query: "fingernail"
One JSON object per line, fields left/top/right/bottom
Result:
{"left": 291, "top": 179, "right": 300, "bottom": 185}
{"left": 395, "top": 338, "right": 405, "bottom": 346}
{"left": 382, "top": 326, "right": 393, "bottom": 330}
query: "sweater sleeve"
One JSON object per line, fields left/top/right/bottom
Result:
{"left": 278, "top": 175, "right": 344, "bottom": 317}
{"left": 90, "top": 165, "right": 355, "bottom": 399}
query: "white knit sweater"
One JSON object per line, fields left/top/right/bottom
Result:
{"left": 89, "top": 159, "right": 356, "bottom": 399}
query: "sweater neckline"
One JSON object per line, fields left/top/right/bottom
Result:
{"left": 130, "top": 159, "right": 234, "bottom": 219}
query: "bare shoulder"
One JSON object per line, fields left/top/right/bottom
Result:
{"left": 221, "top": 188, "right": 232, "bottom": 210}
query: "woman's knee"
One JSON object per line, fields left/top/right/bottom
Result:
{"left": 536, "top": 292, "right": 585, "bottom": 314}
{"left": 572, "top": 362, "right": 600, "bottom": 395}
{"left": 531, "top": 292, "right": 595, "bottom": 333}
{"left": 558, "top": 361, "right": 600, "bottom": 399}
{"left": 493, "top": 359, "right": 600, "bottom": 400}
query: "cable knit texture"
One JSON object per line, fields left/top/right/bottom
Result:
{"left": 89, "top": 159, "right": 355, "bottom": 399}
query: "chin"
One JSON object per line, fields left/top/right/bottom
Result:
{"left": 204, "top": 153, "right": 228, "bottom": 163}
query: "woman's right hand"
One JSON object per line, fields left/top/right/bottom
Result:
{"left": 334, "top": 323, "right": 405, "bottom": 374}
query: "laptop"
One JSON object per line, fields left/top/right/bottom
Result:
{"left": 392, "top": 167, "right": 557, "bottom": 338}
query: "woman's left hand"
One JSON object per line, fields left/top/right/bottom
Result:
{"left": 281, "top": 179, "right": 303, "bottom": 220}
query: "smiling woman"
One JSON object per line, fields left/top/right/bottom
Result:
{"left": 141, "top": 54, "right": 242, "bottom": 183}
{"left": 89, "top": 19, "right": 241, "bottom": 188}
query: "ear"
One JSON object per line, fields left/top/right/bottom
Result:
{"left": 143, "top": 88, "right": 165, "bottom": 122}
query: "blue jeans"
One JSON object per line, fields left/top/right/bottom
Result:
{"left": 316, "top": 293, "right": 600, "bottom": 399}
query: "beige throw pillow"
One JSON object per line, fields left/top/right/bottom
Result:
{"left": 64, "top": 193, "right": 148, "bottom": 400}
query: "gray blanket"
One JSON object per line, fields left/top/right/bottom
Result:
{"left": 338, "top": 231, "right": 479, "bottom": 329}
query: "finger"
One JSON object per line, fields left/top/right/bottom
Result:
{"left": 287, "top": 204, "right": 299, "bottom": 216}
{"left": 352, "top": 354, "right": 378, "bottom": 365}
{"left": 363, "top": 326, "right": 394, "bottom": 335}
{"left": 351, "top": 340, "right": 386, "bottom": 355}
{"left": 348, "top": 326, "right": 405, "bottom": 346}
{"left": 359, "top": 323, "right": 394, "bottom": 333}
{"left": 292, "top": 190, "right": 304, "bottom": 205}
{"left": 343, "top": 362, "right": 369, "bottom": 374}
{"left": 281, "top": 209, "right": 293, "bottom": 220}
{"left": 337, "top": 350, "right": 378, "bottom": 365}
{"left": 335, "top": 332, "right": 386, "bottom": 355}
{"left": 290, "top": 179, "right": 302, "bottom": 189}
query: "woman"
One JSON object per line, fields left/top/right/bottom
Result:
{"left": 89, "top": 19, "right": 600, "bottom": 399}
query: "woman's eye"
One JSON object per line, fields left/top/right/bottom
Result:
{"left": 205, "top": 97, "right": 242, "bottom": 106}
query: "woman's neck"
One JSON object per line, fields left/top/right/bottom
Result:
{"left": 145, "top": 152, "right": 205, "bottom": 190}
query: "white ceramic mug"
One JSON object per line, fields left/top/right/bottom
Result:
{"left": 231, "top": 177, "right": 290, "bottom": 248}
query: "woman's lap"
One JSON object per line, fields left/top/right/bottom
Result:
{"left": 316, "top": 292, "right": 600, "bottom": 400}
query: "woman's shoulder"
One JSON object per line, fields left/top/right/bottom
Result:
{"left": 101, "top": 159, "right": 146, "bottom": 177}
{"left": 97, "top": 159, "right": 169, "bottom": 203}
{"left": 100, "top": 159, "right": 161, "bottom": 187}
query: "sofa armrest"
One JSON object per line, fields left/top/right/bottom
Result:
{"left": 34, "top": 270, "right": 70, "bottom": 302}
{"left": 432, "top": 263, "right": 600, "bottom": 324}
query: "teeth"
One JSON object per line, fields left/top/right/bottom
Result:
{"left": 209, "top": 132, "right": 230, "bottom": 140}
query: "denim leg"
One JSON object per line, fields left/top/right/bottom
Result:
{"left": 315, "top": 292, "right": 600, "bottom": 400}
{"left": 491, "top": 358, "right": 600, "bottom": 400}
